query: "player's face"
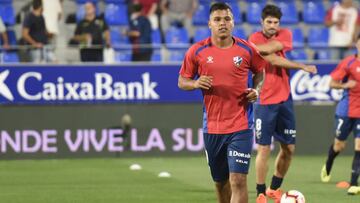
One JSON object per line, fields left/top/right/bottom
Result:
{"left": 262, "top": 16, "right": 280, "bottom": 37}
{"left": 208, "top": 9, "right": 234, "bottom": 39}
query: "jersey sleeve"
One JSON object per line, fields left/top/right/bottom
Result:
{"left": 276, "top": 29, "right": 293, "bottom": 52}
{"left": 325, "top": 7, "right": 334, "bottom": 23}
{"left": 330, "top": 59, "right": 349, "bottom": 81}
{"left": 179, "top": 46, "right": 198, "bottom": 79}
{"left": 356, "top": 9, "right": 360, "bottom": 25}
{"left": 248, "top": 41, "right": 266, "bottom": 74}
{"left": 248, "top": 33, "right": 259, "bottom": 45}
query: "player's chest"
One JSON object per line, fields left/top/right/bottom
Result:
{"left": 348, "top": 62, "right": 360, "bottom": 81}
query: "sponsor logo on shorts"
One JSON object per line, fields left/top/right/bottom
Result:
{"left": 236, "top": 159, "right": 248, "bottom": 164}
{"left": 284, "top": 129, "right": 296, "bottom": 137}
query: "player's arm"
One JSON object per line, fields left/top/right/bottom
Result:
{"left": 246, "top": 70, "right": 265, "bottom": 103}
{"left": 329, "top": 79, "right": 357, "bottom": 90}
{"left": 255, "top": 40, "right": 284, "bottom": 55}
{"left": 178, "top": 75, "right": 213, "bottom": 91}
{"left": 262, "top": 54, "right": 317, "bottom": 74}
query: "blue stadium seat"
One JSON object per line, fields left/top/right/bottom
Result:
{"left": 165, "top": 26, "right": 189, "bottom": 49}
{"left": 217, "top": 0, "right": 239, "bottom": 3}
{"left": 169, "top": 50, "right": 187, "bottom": 62}
{"left": 76, "top": 0, "right": 98, "bottom": 3}
{"left": 110, "top": 28, "right": 130, "bottom": 50}
{"left": 233, "top": 27, "right": 247, "bottom": 39}
{"left": 277, "top": 1, "right": 298, "bottom": 24}
{"left": 230, "top": 2, "right": 242, "bottom": 24}
{"left": 246, "top": 2, "right": 265, "bottom": 24}
{"left": 314, "top": 49, "right": 332, "bottom": 60}
{"left": 105, "top": 4, "right": 128, "bottom": 26}
{"left": 105, "top": 0, "right": 126, "bottom": 4}
{"left": 151, "top": 49, "right": 162, "bottom": 62}
{"left": 285, "top": 49, "right": 308, "bottom": 61}
{"left": 291, "top": 28, "right": 304, "bottom": 48}
{"left": 1, "top": 51, "right": 19, "bottom": 63}
{"left": 0, "top": 4, "right": 15, "bottom": 25}
{"left": 115, "top": 50, "right": 131, "bottom": 62}
{"left": 303, "top": 1, "right": 325, "bottom": 24}
{"left": 245, "top": 0, "right": 266, "bottom": 2}
{"left": 0, "top": 0, "right": 11, "bottom": 4}
{"left": 307, "top": 27, "right": 329, "bottom": 48}
{"left": 194, "top": 27, "right": 210, "bottom": 42}
{"left": 192, "top": 4, "right": 210, "bottom": 26}
{"left": 152, "top": 29, "right": 162, "bottom": 49}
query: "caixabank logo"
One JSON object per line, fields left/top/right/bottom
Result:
{"left": 0, "top": 68, "right": 161, "bottom": 104}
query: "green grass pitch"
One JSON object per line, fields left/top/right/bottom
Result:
{"left": 0, "top": 156, "right": 359, "bottom": 203}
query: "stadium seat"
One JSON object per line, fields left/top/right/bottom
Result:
{"left": 0, "top": 0, "right": 11, "bottom": 4}
{"left": 114, "top": 50, "right": 131, "bottom": 62}
{"left": 302, "top": 1, "right": 325, "bottom": 24}
{"left": 152, "top": 29, "right": 162, "bottom": 49}
{"left": 109, "top": 28, "right": 130, "bottom": 50}
{"left": 216, "top": 0, "right": 239, "bottom": 3}
{"left": 105, "top": 4, "right": 128, "bottom": 26}
{"left": 314, "top": 49, "right": 332, "bottom": 60}
{"left": 194, "top": 27, "right": 210, "bottom": 42}
{"left": 291, "top": 28, "right": 304, "bottom": 48}
{"left": 169, "top": 49, "right": 187, "bottom": 62}
{"left": 76, "top": 0, "right": 98, "bottom": 3}
{"left": 151, "top": 49, "right": 162, "bottom": 62}
{"left": 1, "top": 51, "right": 19, "bottom": 63}
{"left": 104, "top": 0, "right": 126, "bottom": 4}
{"left": 165, "top": 26, "right": 189, "bottom": 49}
{"left": 307, "top": 27, "right": 329, "bottom": 48}
{"left": 0, "top": 3, "right": 15, "bottom": 25}
{"left": 233, "top": 27, "right": 247, "bottom": 39}
{"left": 230, "top": 2, "right": 242, "bottom": 24}
{"left": 246, "top": 2, "right": 265, "bottom": 24}
{"left": 245, "top": 0, "right": 266, "bottom": 2}
{"left": 277, "top": 1, "right": 298, "bottom": 24}
{"left": 285, "top": 49, "right": 308, "bottom": 61}
{"left": 192, "top": 3, "right": 210, "bottom": 26}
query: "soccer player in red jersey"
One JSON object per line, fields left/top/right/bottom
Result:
{"left": 179, "top": 3, "right": 316, "bottom": 203}
{"left": 248, "top": 5, "right": 317, "bottom": 203}
{"left": 321, "top": 34, "right": 360, "bottom": 195}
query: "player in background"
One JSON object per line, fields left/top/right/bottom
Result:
{"left": 248, "top": 5, "right": 317, "bottom": 203}
{"left": 179, "top": 3, "right": 316, "bottom": 203}
{"left": 321, "top": 33, "right": 360, "bottom": 195}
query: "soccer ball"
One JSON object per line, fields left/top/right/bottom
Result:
{"left": 280, "top": 190, "right": 306, "bottom": 203}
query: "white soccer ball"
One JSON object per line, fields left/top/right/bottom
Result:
{"left": 280, "top": 190, "right": 305, "bottom": 203}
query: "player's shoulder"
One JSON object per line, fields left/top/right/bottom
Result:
{"left": 188, "top": 37, "right": 212, "bottom": 55}
{"left": 343, "top": 54, "right": 357, "bottom": 65}
{"left": 248, "top": 31, "right": 263, "bottom": 40}
{"left": 277, "top": 28, "right": 292, "bottom": 37}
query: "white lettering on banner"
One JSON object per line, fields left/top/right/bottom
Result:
{"left": 15, "top": 72, "right": 159, "bottom": 101}
{"left": 290, "top": 70, "right": 343, "bottom": 101}
{"left": 0, "top": 70, "right": 14, "bottom": 101}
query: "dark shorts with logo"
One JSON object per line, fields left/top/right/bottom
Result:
{"left": 203, "top": 129, "right": 253, "bottom": 182}
{"left": 334, "top": 115, "right": 360, "bottom": 141}
{"left": 254, "top": 97, "right": 296, "bottom": 145}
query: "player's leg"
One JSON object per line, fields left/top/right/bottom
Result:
{"left": 254, "top": 103, "right": 278, "bottom": 201}
{"left": 322, "top": 116, "right": 353, "bottom": 182}
{"left": 348, "top": 119, "right": 360, "bottom": 195}
{"left": 203, "top": 132, "right": 231, "bottom": 203}
{"left": 267, "top": 98, "right": 296, "bottom": 203}
{"left": 227, "top": 130, "right": 253, "bottom": 203}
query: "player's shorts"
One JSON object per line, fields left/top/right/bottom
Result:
{"left": 203, "top": 129, "right": 253, "bottom": 182}
{"left": 334, "top": 115, "right": 360, "bottom": 141}
{"left": 254, "top": 97, "right": 296, "bottom": 145}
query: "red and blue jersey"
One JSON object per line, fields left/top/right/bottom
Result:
{"left": 248, "top": 28, "right": 293, "bottom": 105}
{"left": 331, "top": 55, "right": 360, "bottom": 118}
{"left": 179, "top": 37, "right": 266, "bottom": 134}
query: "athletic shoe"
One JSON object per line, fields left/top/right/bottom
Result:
{"left": 347, "top": 186, "right": 360, "bottom": 195}
{"left": 266, "top": 188, "right": 283, "bottom": 203}
{"left": 256, "top": 193, "right": 267, "bottom": 203}
{"left": 320, "top": 165, "right": 331, "bottom": 183}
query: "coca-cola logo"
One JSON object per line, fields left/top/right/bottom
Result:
{"left": 290, "top": 70, "right": 343, "bottom": 101}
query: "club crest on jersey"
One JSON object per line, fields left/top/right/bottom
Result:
{"left": 207, "top": 56, "right": 214, "bottom": 63}
{"left": 233, "top": 56, "right": 243, "bottom": 67}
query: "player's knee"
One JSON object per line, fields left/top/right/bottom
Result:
{"left": 229, "top": 174, "right": 247, "bottom": 190}
{"left": 334, "top": 141, "right": 346, "bottom": 151}
{"left": 280, "top": 145, "right": 295, "bottom": 158}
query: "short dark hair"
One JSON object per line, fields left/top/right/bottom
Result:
{"left": 210, "top": 2, "right": 232, "bottom": 14}
{"left": 261, "top": 4, "right": 282, "bottom": 20}
{"left": 32, "top": 0, "right": 42, "bottom": 10}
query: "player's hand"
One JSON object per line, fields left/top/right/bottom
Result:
{"left": 302, "top": 65, "right": 317, "bottom": 74}
{"left": 245, "top": 88, "right": 258, "bottom": 103}
{"left": 194, "top": 75, "right": 213, "bottom": 90}
{"left": 344, "top": 80, "right": 357, "bottom": 89}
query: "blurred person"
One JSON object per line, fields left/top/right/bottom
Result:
{"left": 178, "top": 3, "right": 315, "bottom": 203}
{"left": 160, "top": 0, "right": 197, "bottom": 39}
{"left": 42, "top": 0, "right": 63, "bottom": 61}
{"left": 0, "top": 17, "right": 10, "bottom": 50}
{"left": 133, "top": 0, "right": 159, "bottom": 30}
{"left": 325, "top": 0, "right": 360, "bottom": 59}
{"left": 22, "top": 0, "right": 55, "bottom": 63}
{"left": 320, "top": 34, "right": 360, "bottom": 195}
{"left": 72, "top": 2, "right": 110, "bottom": 62}
{"left": 126, "top": 3, "right": 153, "bottom": 61}
{"left": 248, "top": 5, "right": 317, "bottom": 203}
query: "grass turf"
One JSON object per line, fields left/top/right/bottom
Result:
{"left": 0, "top": 156, "right": 359, "bottom": 203}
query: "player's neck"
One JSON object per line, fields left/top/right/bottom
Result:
{"left": 211, "top": 36, "right": 234, "bottom": 49}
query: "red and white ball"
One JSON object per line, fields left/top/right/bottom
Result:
{"left": 280, "top": 190, "right": 306, "bottom": 203}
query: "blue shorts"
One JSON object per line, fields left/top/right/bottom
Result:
{"left": 203, "top": 129, "right": 253, "bottom": 182}
{"left": 254, "top": 97, "right": 296, "bottom": 145}
{"left": 334, "top": 115, "right": 360, "bottom": 141}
